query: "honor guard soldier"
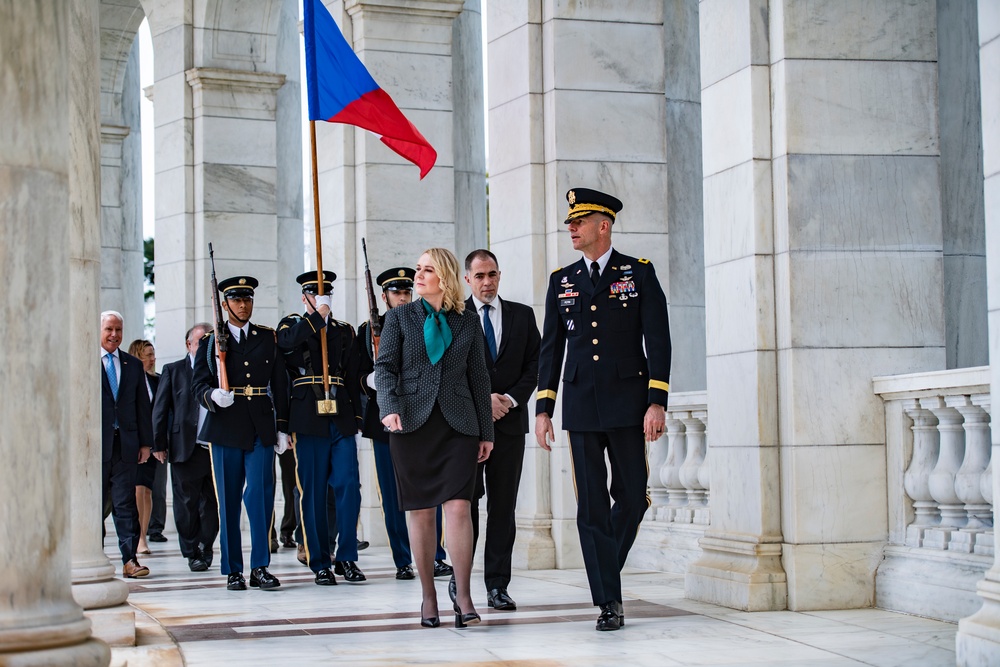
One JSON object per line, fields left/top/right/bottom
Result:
{"left": 192, "top": 276, "right": 290, "bottom": 591}
{"left": 277, "top": 270, "right": 367, "bottom": 585}
{"left": 535, "top": 188, "right": 671, "bottom": 631}
{"left": 358, "top": 267, "right": 454, "bottom": 581}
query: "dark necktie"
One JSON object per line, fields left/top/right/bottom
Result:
{"left": 482, "top": 304, "right": 497, "bottom": 362}
{"left": 590, "top": 261, "right": 600, "bottom": 286}
{"left": 239, "top": 328, "right": 246, "bottom": 345}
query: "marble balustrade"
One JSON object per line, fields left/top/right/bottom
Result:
{"left": 874, "top": 366, "right": 994, "bottom": 621}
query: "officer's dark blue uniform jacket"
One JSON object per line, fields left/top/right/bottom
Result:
{"left": 535, "top": 249, "right": 671, "bottom": 430}
{"left": 192, "top": 323, "right": 289, "bottom": 449}
{"left": 276, "top": 309, "right": 363, "bottom": 438}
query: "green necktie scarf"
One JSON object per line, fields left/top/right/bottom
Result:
{"left": 421, "top": 299, "right": 453, "bottom": 365}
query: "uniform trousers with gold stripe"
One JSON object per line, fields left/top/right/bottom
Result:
{"left": 211, "top": 437, "right": 275, "bottom": 575}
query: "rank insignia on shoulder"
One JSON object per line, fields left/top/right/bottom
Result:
{"left": 552, "top": 267, "right": 562, "bottom": 274}
{"left": 638, "top": 258, "right": 650, "bottom": 264}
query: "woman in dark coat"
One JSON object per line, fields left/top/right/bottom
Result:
{"left": 375, "top": 247, "right": 494, "bottom": 628}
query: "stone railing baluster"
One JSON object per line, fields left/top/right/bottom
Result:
{"left": 660, "top": 414, "right": 688, "bottom": 523}
{"left": 693, "top": 412, "right": 710, "bottom": 525}
{"left": 903, "top": 399, "right": 941, "bottom": 547}
{"left": 677, "top": 412, "right": 707, "bottom": 523}
{"left": 925, "top": 397, "right": 968, "bottom": 549}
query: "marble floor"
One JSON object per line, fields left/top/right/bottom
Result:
{"left": 106, "top": 527, "right": 959, "bottom": 667}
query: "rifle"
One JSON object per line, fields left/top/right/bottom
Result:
{"left": 361, "top": 238, "right": 381, "bottom": 359}
{"left": 208, "top": 243, "right": 229, "bottom": 390}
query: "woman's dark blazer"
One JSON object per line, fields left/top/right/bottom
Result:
{"left": 374, "top": 300, "right": 494, "bottom": 442}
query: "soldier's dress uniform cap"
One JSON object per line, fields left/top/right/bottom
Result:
{"left": 564, "top": 187, "right": 623, "bottom": 224}
{"left": 376, "top": 267, "right": 415, "bottom": 291}
{"left": 296, "top": 270, "right": 336, "bottom": 294}
{"left": 218, "top": 275, "right": 258, "bottom": 298}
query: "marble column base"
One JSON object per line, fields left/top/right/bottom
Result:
{"left": 73, "top": 559, "right": 129, "bottom": 610}
{"left": 84, "top": 606, "right": 136, "bottom": 647}
{"left": 957, "top": 573, "right": 1000, "bottom": 666}
{"left": 783, "top": 542, "right": 883, "bottom": 610}
{"left": 512, "top": 518, "right": 556, "bottom": 570}
{"left": 627, "top": 521, "right": 706, "bottom": 575}
{"left": 685, "top": 535, "right": 787, "bottom": 611}
{"left": 0, "top": 639, "right": 109, "bottom": 667}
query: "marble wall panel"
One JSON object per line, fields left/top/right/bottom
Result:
{"left": 487, "top": 0, "right": 540, "bottom": 41}
{"left": 705, "top": 350, "right": 778, "bottom": 449}
{"left": 192, "top": 27, "right": 277, "bottom": 72}
{"left": 150, "top": 71, "right": 191, "bottom": 127}
{"left": 546, "top": 89, "right": 665, "bottom": 163}
{"left": 543, "top": 0, "right": 662, "bottom": 24}
{"left": 705, "top": 444, "right": 782, "bottom": 536}
{"left": 705, "top": 254, "right": 775, "bottom": 355}
{"left": 703, "top": 160, "right": 772, "bottom": 267}
{"left": 779, "top": 444, "right": 887, "bottom": 543}
{"left": 782, "top": 542, "right": 884, "bottom": 610}
{"left": 354, "top": 163, "right": 453, "bottom": 223}
{"left": 199, "top": 117, "right": 276, "bottom": 167}
{"left": 202, "top": 213, "right": 279, "bottom": 261}
{"left": 664, "top": 0, "right": 701, "bottom": 103}
{"left": 487, "top": 164, "right": 545, "bottom": 243}
{"left": 544, "top": 20, "right": 664, "bottom": 94}
{"left": 610, "top": 232, "right": 669, "bottom": 285}
{"left": 777, "top": 60, "right": 938, "bottom": 157}
{"left": 776, "top": 346, "right": 944, "bottom": 448}
{"left": 349, "top": 12, "right": 459, "bottom": 56}
{"left": 780, "top": 251, "right": 944, "bottom": 349}
{"left": 190, "top": 87, "right": 281, "bottom": 122}
{"left": 487, "top": 23, "right": 541, "bottom": 108}
{"left": 145, "top": 0, "right": 191, "bottom": 40}
{"left": 490, "top": 233, "right": 544, "bottom": 307}
{"left": 987, "top": 183, "right": 1000, "bottom": 311}
{"left": 101, "top": 205, "right": 123, "bottom": 248}
{"left": 156, "top": 168, "right": 193, "bottom": 221}
{"left": 774, "top": 154, "right": 941, "bottom": 254}
{"left": 982, "top": 1, "right": 1000, "bottom": 43}
{"left": 771, "top": 0, "right": 936, "bottom": 63}
{"left": 944, "top": 253, "right": 989, "bottom": 368}
{"left": 100, "top": 246, "right": 123, "bottom": 290}
{"left": 981, "top": 39, "right": 1000, "bottom": 179}
{"left": 699, "top": 0, "right": 769, "bottom": 88}
{"left": 670, "top": 304, "right": 707, "bottom": 392}
{"left": 153, "top": 119, "right": 192, "bottom": 173}
{"left": 358, "top": 51, "right": 453, "bottom": 111}
{"left": 701, "top": 65, "right": 771, "bottom": 177}
{"left": 201, "top": 164, "right": 276, "bottom": 214}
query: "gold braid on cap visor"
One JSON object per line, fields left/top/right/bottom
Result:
{"left": 567, "top": 203, "right": 617, "bottom": 220}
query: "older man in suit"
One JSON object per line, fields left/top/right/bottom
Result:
{"left": 101, "top": 310, "right": 154, "bottom": 578}
{"left": 463, "top": 250, "right": 540, "bottom": 611}
{"left": 152, "top": 323, "right": 219, "bottom": 572}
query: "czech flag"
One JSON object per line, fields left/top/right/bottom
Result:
{"left": 304, "top": 0, "right": 437, "bottom": 179}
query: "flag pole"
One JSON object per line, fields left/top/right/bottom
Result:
{"left": 311, "top": 119, "right": 335, "bottom": 415}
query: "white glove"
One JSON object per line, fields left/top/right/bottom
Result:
{"left": 366, "top": 373, "right": 377, "bottom": 390}
{"left": 211, "top": 388, "right": 235, "bottom": 408}
{"left": 274, "top": 432, "right": 290, "bottom": 455}
{"left": 314, "top": 294, "right": 332, "bottom": 310}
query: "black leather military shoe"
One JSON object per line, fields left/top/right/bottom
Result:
{"left": 596, "top": 602, "right": 621, "bottom": 631}
{"left": 188, "top": 555, "right": 208, "bottom": 572}
{"left": 279, "top": 532, "right": 296, "bottom": 549}
{"left": 249, "top": 566, "right": 281, "bottom": 590}
{"left": 357, "top": 539, "right": 370, "bottom": 551}
{"left": 227, "top": 573, "right": 247, "bottom": 591}
{"left": 433, "top": 560, "right": 453, "bottom": 577}
{"left": 487, "top": 588, "right": 517, "bottom": 611}
{"left": 315, "top": 568, "right": 337, "bottom": 586}
{"left": 148, "top": 533, "right": 168, "bottom": 543}
{"left": 334, "top": 561, "right": 367, "bottom": 583}
{"left": 395, "top": 565, "right": 415, "bottom": 580}
{"left": 202, "top": 548, "right": 214, "bottom": 568}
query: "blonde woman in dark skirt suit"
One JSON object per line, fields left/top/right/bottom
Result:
{"left": 375, "top": 247, "right": 494, "bottom": 629}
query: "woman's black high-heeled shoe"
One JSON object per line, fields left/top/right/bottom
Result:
{"left": 420, "top": 602, "right": 440, "bottom": 628}
{"left": 453, "top": 602, "right": 481, "bottom": 628}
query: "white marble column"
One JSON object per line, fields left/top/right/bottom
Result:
{"left": 0, "top": 1, "right": 109, "bottom": 664}
{"left": 72, "top": 0, "right": 133, "bottom": 649}
{"left": 956, "top": 3, "right": 1000, "bottom": 664}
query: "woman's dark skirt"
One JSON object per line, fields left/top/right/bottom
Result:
{"left": 389, "top": 403, "right": 478, "bottom": 511}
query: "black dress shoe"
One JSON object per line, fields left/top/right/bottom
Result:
{"left": 279, "top": 533, "right": 296, "bottom": 549}
{"left": 596, "top": 602, "right": 621, "bottom": 631}
{"left": 148, "top": 533, "right": 168, "bottom": 543}
{"left": 227, "top": 573, "right": 247, "bottom": 591}
{"left": 334, "top": 561, "right": 367, "bottom": 583}
{"left": 433, "top": 560, "right": 453, "bottom": 577}
{"left": 487, "top": 588, "right": 517, "bottom": 611}
{"left": 357, "top": 539, "right": 370, "bottom": 551}
{"left": 420, "top": 602, "right": 440, "bottom": 628}
{"left": 202, "top": 548, "right": 214, "bottom": 569}
{"left": 315, "top": 568, "right": 337, "bottom": 586}
{"left": 188, "top": 555, "right": 209, "bottom": 572}
{"left": 249, "top": 566, "right": 281, "bottom": 590}
{"left": 396, "top": 565, "right": 415, "bottom": 580}
{"left": 448, "top": 575, "right": 457, "bottom": 604}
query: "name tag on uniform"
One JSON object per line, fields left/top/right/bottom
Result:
{"left": 560, "top": 298, "right": 577, "bottom": 307}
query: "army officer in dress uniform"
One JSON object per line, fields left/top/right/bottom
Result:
{"left": 535, "top": 188, "right": 671, "bottom": 632}
{"left": 192, "top": 275, "right": 290, "bottom": 591}
{"left": 277, "top": 271, "right": 366, "bottom": 585}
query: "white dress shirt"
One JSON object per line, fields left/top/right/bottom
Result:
{"left": 583, "top": 246, "right": 614, "bottom": 280}
{"left": 470, "top": 295, "right": 517, "bottom": 408}
{"left": 227, "top": 321, "right": 250, "bottom": 342}
{"left": 101, "top": 347, "right": 121, "bottom": 384}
